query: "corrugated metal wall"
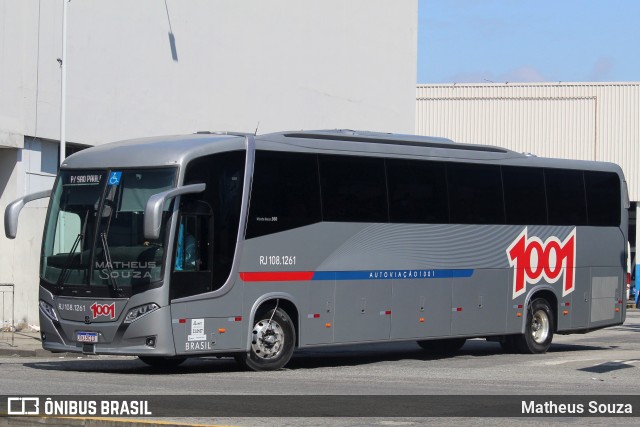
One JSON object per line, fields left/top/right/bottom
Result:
{"left": 416, "top": 82, "right": 640, "bottom": 201}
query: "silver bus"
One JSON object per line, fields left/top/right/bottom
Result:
{"left": 4, "top": 130, "right": 630, "bottom": 371}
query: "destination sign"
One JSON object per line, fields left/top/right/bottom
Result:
{"left": 65, "top": 174, "right": 103, "bottom": 185}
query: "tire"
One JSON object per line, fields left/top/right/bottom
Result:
{"left": 417, "top": 338, "right": 466, "bottom": 355}
{"left": 513, "top": 298, "right": 554, "bottom": 354}
{"left": 138, "top": 356, "right": 187, "bottom": 369}
{"left": 238, "top": 307, "right": 295, "bottom": 371}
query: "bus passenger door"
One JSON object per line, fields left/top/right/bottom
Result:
{"left": 169, "top": 201, "right": 243, "bottom": 354}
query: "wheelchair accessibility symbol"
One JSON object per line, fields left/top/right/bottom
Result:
{"left": 108, "top": 172, "right": 122, "bottom": 186}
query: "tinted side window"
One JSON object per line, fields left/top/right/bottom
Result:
{"left": 246, "top": 151, "right": 322, "bottom": 238}
{"left": 448, "top": 163, "right": 504, "bottom": 224}
{"left": 319, "top": 155, "right": 388, "bottom": 222}
{"left": 170, "top": 201, "right": 214, "bottom": 300}
{"left": 585, "top": 171, "right": 620, "bottom": 226}
{"left": 502, "top": 166, "right": 547, "bottom": 225}
{"left": 545, "top": 169, "right": 587, "bottom": 226}
{"left": 386, "top": 159, "right": 448, "bottom": 223}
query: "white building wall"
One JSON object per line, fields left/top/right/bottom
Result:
{"left": 2, "top": 0, "right": 417, "bottom": 147}
{"left": 0, "top": 139, "right": 56, "bottom": 326}
{"left": 416, "top": 82, "right": 640, "bottom": 201}
{"left": 0, "top": 148, "right": 24, "bottom": 326}
{"left": 0, "top": 0, "right": 418, "bottom": 325}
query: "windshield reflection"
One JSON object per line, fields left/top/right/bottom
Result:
{"left": 41, "top": 169, "right": 176, "bottom": 294}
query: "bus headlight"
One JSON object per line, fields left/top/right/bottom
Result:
{"left": 124, "top": 303, "right": 160, "bottom": 324}
{"left": 39, "top": 300, "right": 59, "bottom": 322}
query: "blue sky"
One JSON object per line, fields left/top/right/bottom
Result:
{"left": 418, "top": 0, "right": 640, "bottom": 83}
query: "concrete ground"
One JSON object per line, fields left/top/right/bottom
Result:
{"left": 1, "top": 308, "right": 638, "bottom": 427}
{"left": 2, "top": 307, "right": 637, "bottom": 358}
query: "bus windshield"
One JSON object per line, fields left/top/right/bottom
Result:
{"left": 41, "top": 168, "right": 177, "bottom": 294}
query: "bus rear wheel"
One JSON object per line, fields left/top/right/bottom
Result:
{"left": 417, "top": 338, "right": 466, "bottom": 355}
{"left": 513, "top": 298, "right": 554, "bottom": 354}
{"left": 238, "top": 307, "right": 295, "bottom": 371}
{"left": 138, "top": 356, "right": 186, "bottom": 369}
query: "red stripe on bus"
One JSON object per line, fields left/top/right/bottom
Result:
{"left": 239, "top": 271, "right": 314, "bottom": 282}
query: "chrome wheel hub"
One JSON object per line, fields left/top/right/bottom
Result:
{"left": 251, "top": 319, "right": 284, "bottom": 359}
{"left": 530, "top": 309, "right": 549, "bottom": 344}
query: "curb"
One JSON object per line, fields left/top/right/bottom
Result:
{"left": 0, "top": 332, "right": 63, "bottom": 358}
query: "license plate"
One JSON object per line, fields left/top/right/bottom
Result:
{"left": 76, "top": 332, "right": 98, "bottom": 343}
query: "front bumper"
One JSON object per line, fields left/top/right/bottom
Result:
{"left": 39, "top": 305, "right": 176, "bottom": 356}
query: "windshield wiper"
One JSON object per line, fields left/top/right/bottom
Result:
{"left": 100, "top": 231, "right": 123, "bottom": 297}
{"left": 55, "top": 211, "right": 90, "bottom": 292}
{"left": 97, "top": 190, "right": 124, "bottom": 297}
{"left": 55, "top": 233, "right": 83, "bottom": 293}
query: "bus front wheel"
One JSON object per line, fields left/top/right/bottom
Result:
{"left": 238, "top": 307, "right": 295, "bottom": 371}
{"left": 513, "top": 298, "right": 554, "bottom": 354}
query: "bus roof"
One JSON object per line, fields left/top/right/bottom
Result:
{"left": 61, "top": 133, "right": 245, "bottom": 169}
{"left": 61, "top": 129, "right": 623, "bottom": 176}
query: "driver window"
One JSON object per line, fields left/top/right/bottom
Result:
{"left": 175, "top": 215, "right": 205, "bottom": 271}
{"left": 171, "top": 199, "right": 213, "bottom": 299}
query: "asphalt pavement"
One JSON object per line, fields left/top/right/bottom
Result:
{"left": 0, "top": 309, "right": 640, "bottom": 427}
{"left": 2, "top": 305, "right": 638, "bottom": 358}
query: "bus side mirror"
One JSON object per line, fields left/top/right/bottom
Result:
{"left": 143, "top": 183, "right": 206, "bottom": 240}
{"left": 4, "top": 189, "right": 52, "bottom": 239}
